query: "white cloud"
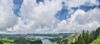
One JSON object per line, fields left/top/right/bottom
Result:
{"left": 0, "top": 0, "right": 17, "bottom": 31}
{"left": 63, "top": 0, "right": 99, "bottom": 8}
{"left": 7, "top": 0, "right": 63, "bottom": 33}
{"left": 7, "top": 17, "right": 36, "bottom": 34}
{"left": 75, "top": 8, "right": 100, "bottom": 24}
{"left": 54, "top": 8, "right": 100, "bottom": 33}
{"left": 2, "top": 0, "right": 100, "bottom": 34}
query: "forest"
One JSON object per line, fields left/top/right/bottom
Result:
{"left": 72, "top": 27, "right": 100, "bottom": 44}
{"left": 49, "top": 27, "right": 100, "bottom": 44}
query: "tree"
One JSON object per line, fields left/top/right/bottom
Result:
{"left": 0, "top": 40, "right": 3, "bottom": 44}
{"left": 71, "top": 27, "right": 100, "bottom": 44}
{"left": 96, "top": 27, "right": 100, "bottom": 38}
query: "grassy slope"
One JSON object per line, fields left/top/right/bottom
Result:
{"left": 2, "top": 38, "right": 15, "bottom": 44}
{"left": 91, "top": 35, "right": 100, "bottom": 44}
{"left": 49, "top": 34, "right": 79, "bottom": 44}
{"left": 2, "top": 38, "right": 14, "bottom": 42}
{"left": 65, "top": 35, "right": 78, "bottom": 44}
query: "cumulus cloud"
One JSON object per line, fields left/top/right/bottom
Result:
{"left": 2, "top": 0, "right": 100, "bottom": 34}
{"left": 7, "top": 0, "right": 63, "bottom": 33}
{"left": 75, "top": 8, "right": 100, "bottom": 24}
{"left": 63, "top": 0, "right": 100, "bottom": 8}
{"left": 7, "top": 17, "right": 35, "bottom": 34}
{"left": 0, "top": 0, "right": 17, "bottom": 31}
{"left": 54, "top": 8, "right": 100, "bottom": 33}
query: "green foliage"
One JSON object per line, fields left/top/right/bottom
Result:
{"left": 96, "top": 27, "right": 100, "bottom": 38}
{"left": 14, "top": 37, "right": 27, "bottom": 44}
{"left": 49, "top": 36, "right": 62, "bottom": 43}
{"left": 91, "top": 38, "right": 100, "bottom": 44}
{"left": 0, "top": 40, "right": 3, "bottom": 44}
{"left": 1, "top": 36, "right": 42, "bottom": 44}
{"left": 49, "top": 35, "right": 69, "bottom": 44}
{"left": 29, "top": 39, "right": 42, "bottom": 44}
{"left": 60, "top": 39, "right": 68, "bottom": 44}
{"left": 72, "top": 27, "right": 100, "bottom": 44}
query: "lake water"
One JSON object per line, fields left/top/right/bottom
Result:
{"left": 34, "top": 36, "right": 57, "bottom": 44}
{"left": 42, "top": 39, "right": 57, "bottom": 44}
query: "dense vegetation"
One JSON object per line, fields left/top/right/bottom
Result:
{"left": 49, "top": 35, "right": 69, "bottom": 44}
{"left": 72, "top": 27, "right": 100, "bottom": 44}
{"left": 49, "top": 27, "right": 100, "bottom": 44}
{"left": 0, "top": 40, "right": 3, "bottom": 44}
{"left": 0, "top": 35, "right": 42, "bottom": 44}
{"left": 91, "top": 35, "right": 100, "bottom": 44}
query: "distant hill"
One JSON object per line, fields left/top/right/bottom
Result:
{"left": 0, "top": 33, "right": 73, "bottom": 38}
{"left": 32, "top": 33, "right": 73, "bottom": 37}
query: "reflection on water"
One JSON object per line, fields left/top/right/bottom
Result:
{"left": 42, "top": 39, "right": 57, "bottom": 44}
{"left": 34, "top": 36, "right": 57, "bottom": 44}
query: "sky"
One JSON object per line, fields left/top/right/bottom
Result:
{"left": 0, "top": 0, "right": 100, "bottom": 34}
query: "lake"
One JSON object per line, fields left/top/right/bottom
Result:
{"left": 34, "top": 36, "right": 57, "bottom": 44}
{"left": 42, "top": 39, "right": 57, "bottom": 44}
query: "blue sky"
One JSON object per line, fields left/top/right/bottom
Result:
{"left": 13, "top": 0, "right": 23, "bottom": 17}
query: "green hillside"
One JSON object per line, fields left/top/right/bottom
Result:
{"left": 49, "top": 27, "right": 100, "bottom": 44}
{"left": 49, "top": 34, "right": 78, "bottom": 44}
{"left": 71, "top": 27, "right": 100, "bottom": 44}
{"left": 91, "top": 35, "right": 100, "bottom": 44}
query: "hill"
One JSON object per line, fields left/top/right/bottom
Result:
{"left": 71, "top": 27, "right": 100, "bottom": 44}
{"left": 91, "top": 35, "right": 100, "bottom": 44}
{"left": 49, "top": 27, "right": 100, "bottom": 44}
